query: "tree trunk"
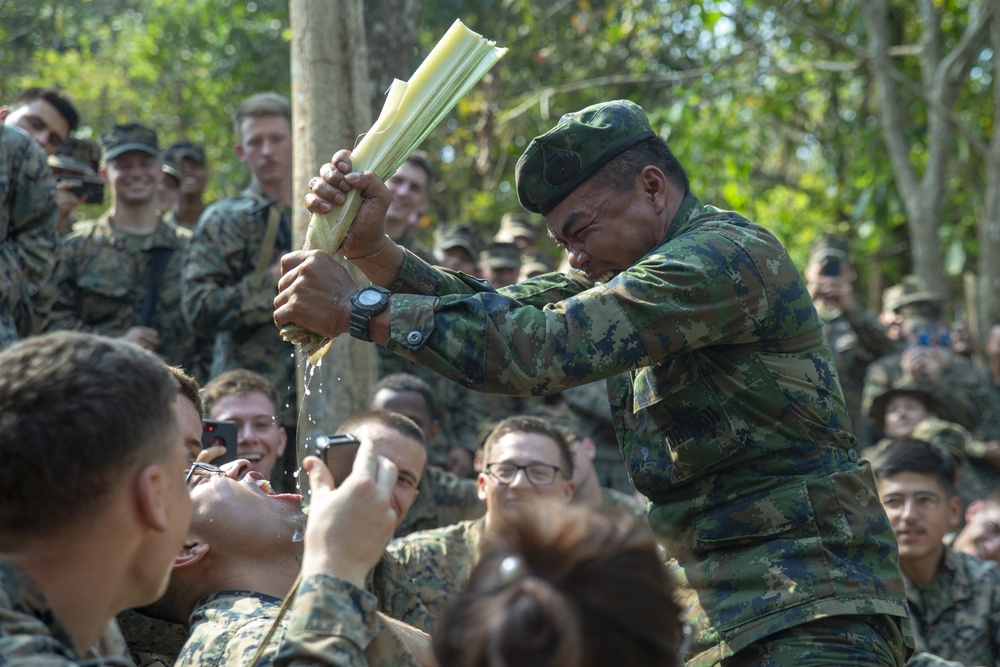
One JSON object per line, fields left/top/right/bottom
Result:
{"left": 977, "top": 0, "right": 1000, "bottom": 336}
{"left": 289, "top": 0, "right": 376, "bottom": 496}
{"left": 364, "top": 0, "right": 423, "bottom": 120}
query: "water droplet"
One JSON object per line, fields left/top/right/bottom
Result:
{"left": 291, "top": 526, "right": 305, "bottom": 543}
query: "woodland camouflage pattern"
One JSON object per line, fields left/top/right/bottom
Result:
{"left": 381, "top": 191, "right": 911, "bottom": 663}
{"left": 175, "top": 588, "right": 418, "bottom": 667}
{"left": 385, "top": 518, "right": 485, "bottom": 632}
{"left": 183, "top": 183, "right": 296, "bottom": 424}
{"left": 0, "top": 124, "right": 58, "bottom": 349}
{"left": 45, "top": 210, "right": 193, "bottom": 369}
{"left": 394, "top": 465, "right": 483, "bottom": 538}
{"left": 0, "top": 559, "right": 134, "bottom": 665}
{"left": 904, "top": 547, "right": 1000, "bottom": 666}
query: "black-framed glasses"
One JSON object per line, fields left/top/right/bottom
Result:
{"left": 485, "top": 463, "right": 561, "bottom": 486}
{"left": 185, "top": 461, "right": 226, "bottom": 488}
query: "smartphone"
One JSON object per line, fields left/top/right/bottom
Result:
{"left": 57, "top": 176, "right": 105, "bottom": 206}
{"left": 315, "top": 434, "right": 361, "bottom": 486}
{"left": 202, "top": 419, "right": 239, "bottom": 466}
{"left": 819, "top": 256, "right": 841, "bottom": 277}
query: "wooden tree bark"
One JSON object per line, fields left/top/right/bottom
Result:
{"left": 289, "top": 0, "right": 375, "bottom": 494}
{"left": 364, "top": 0, "right": 424, "bottom": 119}
{"left": 977, "top": 0, "right": 1000, "bottom": 334}
{"left": 862, "top": 0, "right": 991, "bottom": 297}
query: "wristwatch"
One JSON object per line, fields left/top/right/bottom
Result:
{"left": 348, "top": 285, "right": 392, "bottom": 342}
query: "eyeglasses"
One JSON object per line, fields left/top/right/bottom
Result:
{"left": 485, "top": 463, "right": 561, "bottom": 486}
{"left": 185, "top": 462, "right": 226, "bottom": 489}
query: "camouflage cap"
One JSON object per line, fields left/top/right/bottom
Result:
{"left": 482, "top": 241, "right": 522, "bottom": 270}
{"left": 100, "top": 122, "right": 160, "bottom": 162}
{"left": 520, "top": 250, "right": 553, "bottom": 277}
{"left": 882, "top": 274, "right": 943, "bottom": 313}
{"left": 912, "top": 417, "right": 970, "bottom": 466}
{"left": 495, "top": 212, "right": 537, "bottom": 244}
{"left": 869, "top": 384, "right": 939, "bottom": 428}
{"left": 47, "top": 137, "right": 100, "bottom": 178}
{"left": 434, "top": 223, "right": 481, "bottom": 260}
{"left": 515, "top": 99, "right": 655, "bottom": 215}
{"left": 164, "top": 140, "right": 206, "bottom": 165}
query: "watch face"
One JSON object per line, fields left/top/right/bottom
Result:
{"left": 358, "top": 289, "right": 383, "bottom": 307}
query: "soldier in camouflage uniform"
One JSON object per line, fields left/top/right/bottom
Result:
{"left": 182, "top": 92, "right": 297, "bottom": 421}
{"left": 0, "top": 333, "right": 192, "bottom": 664}
{"left": 0, "top": 121, "right": 58, "bottom": 349}
{"left": 368, "top": 373, "right": 485, "bottom": 534}
{"left": 45, "top": 123, "right": 194, "bottom": 369}
{"left": 873, "top": 439, "right": 1000, "bottom": 665}
{"left": 804, "top": 238, "right": 897, "bottom": 449}
{"left": 281, "top": 98, "right": 912, "bottom": 665}
{"left": 386, "top": 416, "right": 576, "bottom": 630}
{"left": 863, "top": 279, "right": 990, "bottom": 438}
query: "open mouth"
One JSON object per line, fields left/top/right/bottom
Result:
{"left": 246, "top": 471, "right": 275, "bottom": 496}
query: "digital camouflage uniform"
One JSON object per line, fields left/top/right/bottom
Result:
{"left": 45, "top": 210, "right": 194, "bottom": 369}
{"left": 174, "top": 589, "right": 419, "bottom": 667}
{"left": 818, "top": 304, "right": 898, "bottom": 449}
{"left": 562, "top": 379, "right": 638, "bottom": 494}
{"left": 0, "top": 124, "right": 58, "bottom": 349}
{"left": 903, "top": 547, "right": 1000, "bottom": 666}
{"left": 0, "top": 559, "right": 134, "bottom": 665}
{"left": 863, "top": 348, "right": 990, "bottom": 437}
{"left": 379, "top": 189, "right": 911, "bottom": 664}
{"left": 183, "top": 183, "right": 296, "bottom": 424}
{"left": 385, "top": 518, "right": 485, "bottom": 631}
{"left": 394, "top": 464, "right": 484, "bottom": 538}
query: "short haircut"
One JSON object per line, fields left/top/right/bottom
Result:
{"left": 201, "top": 369, "right": 278, "bottom": 417}
{"left": 404, "top": 150, "right": 433, "bottom": 185}
{"left": 872, "top": 438, "right": 957, "bottom": 497}
{"left": 232, "top": 92, "right": 291, "bottom": 137}
{"left": 337, "top": 409, "right": 428, "bottom": 450}
{"left": 11, "top": 87, "right": 80, "bottom": 134}
{"left": 370, "top": 372, "right": 436, "bottom": 418}
{"left": 483, "top": 416, "right": 575, "bottom": 480}
{"left": 0, "top": 333, "right": 178, "bottom": 537}
{"left": 597, "top": 135, "right": 689, "bottom": 193}
{"left": 434, "top": 503, "right": 682, "bottom": 667}
{"left": 168, "top": 365, "right": 203, "bottom": 417}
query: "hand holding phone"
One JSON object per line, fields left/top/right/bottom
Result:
{"left": 202, "top": 420, "right": 239, "bottom": 466}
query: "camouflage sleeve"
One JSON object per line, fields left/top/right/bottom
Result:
{"left": 182, "top": 202, "right": 276, "bottom": 335}
{"left": 904, "top": 653, "right": 969, "bottom": 666}
{"left": 385, "top": 226, "right": 773, "bottom": 396}
{"left": 0, "top": 127, "right": 58, "bottom": 338}
{"left": 44, "top": 232, "right": 110, "bottom": 336}
{"left": 272, "top": 574, "right": 379, "bottom": 667}
{"left": 370, "top": 555, "right": 435, "bottom": 633}
{"left": 843, "top": 308, "right": 897, "bottom": 362}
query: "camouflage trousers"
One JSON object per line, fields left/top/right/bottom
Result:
{"left": 720, "top": 615, "right": 909, "bottom": 667}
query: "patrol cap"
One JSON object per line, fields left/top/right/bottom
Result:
{"left": 48, "top": 138, "right": 100, "bottom": 178}
{"left": 100, "top": 122, "right": 160, "bottom": 162}
{"left": 434, "top": 223, "right": 481, "bottom": 260}
{"left": 516, "top": 99, "right": 656, "bottom": 215}
{"left": 520, "top": 251, "right": 553, "bottom": 277}
{"left": 870, "top": 384, "right": 939, "bottom": 430}
{"left": 883, "top": 275, "right": 943, "bottom": 313}
{"left": 911, "top": 417, "right": 970, "bottom": 467}
{"left": 161, "top": 157, "right": 181, "bottom": 186}
{"left": 164, "top": 140, "right": 206, "bottom": 165}
{"left": 495, "top": 213, "right": 537, "bottom": 245}
{"left": 482, "top": 242, "right": 522, "bottom": 270}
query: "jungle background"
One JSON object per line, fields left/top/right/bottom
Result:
{"left": 3, "top": 0, "right": 998, "bottom": 340}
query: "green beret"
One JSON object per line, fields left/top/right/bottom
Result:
{"left": 515, "top": 99, "right": 655, "bottom": 215}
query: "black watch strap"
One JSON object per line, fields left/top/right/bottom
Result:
{"left": 348, "top": 286, "right": 391, "bottom": 342}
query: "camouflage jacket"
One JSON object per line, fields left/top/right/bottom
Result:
{"left": 0, "top": 559, "right": 133, "bottom": 665}
{"left": 0, "top": 124, "right": 58, "bottom": 348}
{"left": 385, "top": 518, "right": 484, "bottom": 632}
{"left": 380, "top": 191, "right": 911, "bottom": 663}
{"left": 394, "top": 465, "right": 484, "bottom": 539}
{"left": 182, "top": 183, "right": 296, "bottom": 423}
{"left": 863, "top": 348, "right": 990, "bottom": 436}
{"left": 45, "top": 210, "right": 194, "bottom": 369}
{"left": 905, "top": 547, "right": 1000, "bottom": 666}
{"left": 175, "top": 585, "right": 417, "bottom": 667}
{"left": 819, "top": 305, "right": 897, "bottom": 448}
{"left": 369, "top": 553, "right": 434, "bottom": 634}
